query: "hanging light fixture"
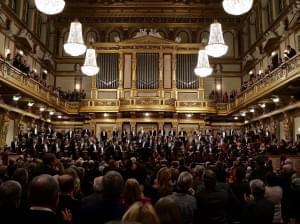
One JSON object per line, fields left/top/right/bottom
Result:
{"left": 194, "top": 49, "right": 213, "bottom": 78}
{"left": 205, "top": 21, "right": 228, "bottom": 58}
{"left": 81, "top": 46, "right": 99, "bottom": 76}
{"left": 64, "top": 20, "right": 87, "bottom": 57}
{"left": 222, "top": 0, "right": 253, "bottom": 16}
{"left": 34, "top": 0, "right": 65, "bottom": 15}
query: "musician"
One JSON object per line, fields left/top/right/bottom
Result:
{"left": 81, "top": 128, "right": 90, "bottom": 137}
{"left": 10, "top": 136, "right": 19, "bottom": 153}
{"left": 158, "top": 129, "right": 165, "bottom": 137}
{"left": 169, "top": 129, "right": 176, "bottom": 137}
{"left": 100, "top": 130, "right": 108, "bottom": 142}
{"left": 66, "top": 129, "right": 75, "bottom": 139}
{"left": 149, "top": 127, "right": 157, "bottom": 137}
{"left": 178, "top": 128, "right": 186, "bottom": 143}
{"left": 46, "top": 125, "right": 54, "bottom": 137}
{"left": 112, "top": 128, "right": 119, "bottom": 138}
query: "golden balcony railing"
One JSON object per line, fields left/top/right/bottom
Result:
{"left": 0, "top": 58, "right": 79, "bottom": 114}
{"left": 227, "top": 55, "right": 300, "bottom": 114}
{"left": 79, "top": 99, "right": 120, "bottom": 112}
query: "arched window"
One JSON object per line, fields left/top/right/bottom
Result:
{"left": 177, "top": 31, "right": 190, "bottom": 43}
{"left": 85, "top": 30, "right": 98, "bottom": 43}
{"left": 108, "top": 31, "right": 121, "bottom": 42}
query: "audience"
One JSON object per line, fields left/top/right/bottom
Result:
{"left": 0, "top": 125, "right": 300, "bottom": 223}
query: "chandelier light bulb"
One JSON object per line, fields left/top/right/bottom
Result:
{"left": 64, "top": 21, "right": 87, "bottom": 57}
{"left": 206, "top": 21, "right": 228, "bottom": 58}
{"left": 223, "top": 0, "right": 253, "bottom": 16}
{"left": 81, "top": 48, "right": 99, "bottom": 76}
{"left": 194, "top": 49, "right": 213, "bottom": 78}
{"left": 34, "top": 0, "right": 65, "bottom": 15}
{"left": 222, "top": 0, "right": 253, "bottom": 16}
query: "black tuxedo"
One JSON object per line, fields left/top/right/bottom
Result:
{"left": 81, "top": 129, "right": 91, "bottom": 137}
{"left": 158, "top": 129, "right": 165, "bottom": 136}
{"left": 11, "top": 141, "right": 19, "bottom": 152}
{"left": 100, "top": 131, "right": 108, "bottom": 141}
{"left": 150, "top": 130, "right": 157, "bottom": 136}
{"left": 46, "top": 127, "right": 54, "bottom": 136}
{"left": 112, "top": 130, "right": 118, "bottom": 137}
{"left": 289, "top": 48, "right": 297, "bottom": 58}
{"left": 66, "top": 130, "right": 75, "bottom": 139}
{"left": 169, "top": 130, "right": 176, "bottom": 136}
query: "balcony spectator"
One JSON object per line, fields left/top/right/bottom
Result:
{"left": 287, "top": 45, "right": 296, "bottom": 58}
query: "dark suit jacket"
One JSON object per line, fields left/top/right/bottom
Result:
{"left": 25, "top": 209, "right": 59, "bottom": 224}
{"left": 0, "top": 208, "right": 24, "bottom": 224}
{"left": 241, "top": 199, "right": 274, "bottom": 224}
{"left": 79, "top": 193, "right": 126, "bottom": 224}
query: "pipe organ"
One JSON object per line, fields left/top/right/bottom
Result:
{"left": 90, "top": 36, "right": 210, "bottom": 113}
{"left": 176, "top": 54, "right": 198, "bottom": 89}
{"left": 97, "top": 53, "right": 119, "bottom": 89}
{"left": 136, "top": 53, "right": 159, "bottom": 89}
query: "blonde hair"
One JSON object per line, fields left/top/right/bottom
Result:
{"left": 122, "top": 201, "right": 160, "bottom": 224}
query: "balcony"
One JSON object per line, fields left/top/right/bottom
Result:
{"left": 0, "top": 58, "right": 79, "bottom": 115}
{"left": 1, "top": 55, "right": 300, "bottom": 116}
{"left": 227, "top": 55, "right": 300, "bottom": 114}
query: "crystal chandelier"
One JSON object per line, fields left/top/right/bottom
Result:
{"left": 206, "top": 21, "right": 228, "bottom": 58}
{"left": 81, "top": 47, "right": 99, "bottom": 76}
{"left": 64, "top": 21, "right": 87, "bottom": 57}
{"left": 34, "top": 0, "right": 65, "bottom": 15}
{"left": 194, "top": 49, "right": 213, "bottom": 78}
{"left": 222, "top": 0, "right": 253, "bottom": 16}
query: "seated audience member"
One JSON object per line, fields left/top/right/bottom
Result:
{"left": 0, "top": 180, "right": 23, "bottom": 224}
{"left": 25, "top": 174, "right": 71, "bottom": 224}
{"left": 195, "top": 169, "right": 230, "bottom": 224}
{"left": 79, "top": 171, "right": 126, "bottom": 224}
{"left": 122, "top": 201, "right": 160, "bottom": 224}
{"left": 13, "top": 53, "right": 22, "bottom": 70}
{"left": 37, "top": 153, "right": 59, "bottom": 176}
{"left": 167, "top": 171, "right": 197, "bottom": 224}
{"left": 155, "top": 197, "right": 181, "bottom": 224}
{"left": 123, "top": 178, "right": 150, "bottom": 207}
{"left": 242, "top": 179, "right": 274, "bottom": 224}
{"left": 12, "top": 168, "right": 29, "bottom": 209}
{"left": 58, "top": 174, "right": 81, "bottom": 223}
{"left": 150, "top": 167, "right": 174, "bottom": 203}
{"left": 287, "top": 45, "right": 297, "bottom": 58}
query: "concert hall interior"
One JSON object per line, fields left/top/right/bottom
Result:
{"left": 1, "top": 0, "right": 300, "bottom": 224}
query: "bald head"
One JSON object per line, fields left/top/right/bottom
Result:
{"left": 0, "top": 180, "right": 22, "bottom": 208}
{"left": 93, "top": 176, "right": 103, "bottom": 193}
{"left": 29, "top": 174, "right": 59, "bottom": 210}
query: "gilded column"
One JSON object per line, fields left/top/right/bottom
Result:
{"left": 0, "top": 111, "right": 9, "bottom": 147}
{"left": 118, "top": 52, "right": 124, "bottom": 99}
{"left": 171, "top": 52, "right": 177, "bottom": 99}
{"left": 283, "top": 113, "right": 292, "bottom": 141}
{"left": 131, "top": 53, "right": 137, "bottom": 97}
{"left": 159, "top": 51, "right": 164, "bottom": 98}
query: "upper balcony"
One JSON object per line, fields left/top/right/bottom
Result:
{"left": 1, "top": 55, "right": 300, "bottom": 117}
{"left": 227, "top": 55, "right": 300, "bottom": 114}
{"left": 0, "top": 58, "right": 79, "bottom": 115}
